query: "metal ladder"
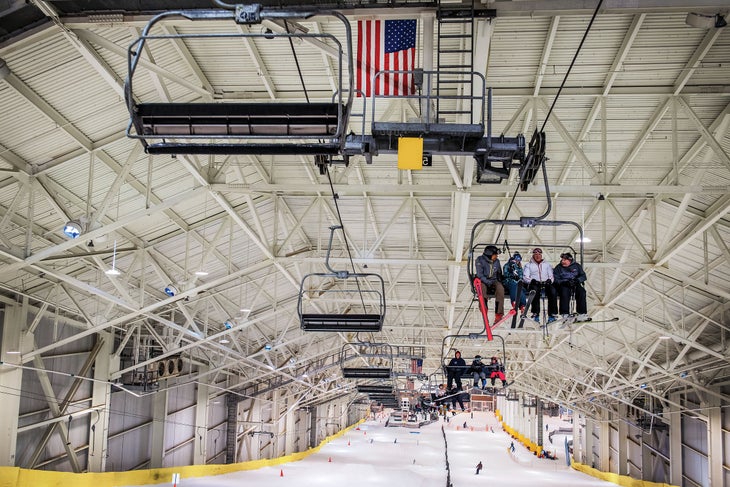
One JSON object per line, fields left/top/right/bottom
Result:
{"left": 436, "top": 0, "right": 476, "bottom": 124}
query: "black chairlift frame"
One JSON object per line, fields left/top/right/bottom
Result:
{"left": 124, "top": 5, "right": 353, "bottom": 156}
{"left": 343, "top": 78, "right": 526, "bottom": 184}
{"left": 298, "top": 226, "right": 386, "bottom": 332}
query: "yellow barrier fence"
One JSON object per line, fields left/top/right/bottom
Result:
{"left": 0, "top": 417, "right": 367, "bottom": 487}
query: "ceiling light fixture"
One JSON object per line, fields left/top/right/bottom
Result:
{"left": 264, "top": 343, "right": 272, "bottom": 351}
{"left": 219, "top": 338, "right": 230, "bottom": 344}
{"left": 105, "top": 239, "right": 121, "bottom": 276}
{"left": 194, "top": 270, "right": 209, "bottom": 276}
{"left": 63, "top": 219, "right": 83, "bottom": 239}
{"left": 224, "top": 319, "right": 234, "bottom": 330}
{"left": 164, "top": 284, "right": 178, "bottom": 297}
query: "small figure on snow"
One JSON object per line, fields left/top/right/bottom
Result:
{"left": 475, "top": 461, "right": 483, "bottom": 475}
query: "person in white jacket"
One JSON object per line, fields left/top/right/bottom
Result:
{"left": 522, "top": 248, "right": 558, "bottom": 323}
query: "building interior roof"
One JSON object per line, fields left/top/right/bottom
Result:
{"left": 0, "top": 0, "right": 728, "bottom": 419}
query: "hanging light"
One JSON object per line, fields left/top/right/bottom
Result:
{"left": 164, "top": 284, "right": 178, "bottom": 297}
{"left": 194, "top": 270, "right": 209, "bottom": 276}
{"left": 105, "top": 239, "right": 121, "bottom": 276}
{"left": 63, "top": 219, "right": 83, "bottom": 239}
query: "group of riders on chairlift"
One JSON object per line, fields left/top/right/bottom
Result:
{"left": 475, "top": 245, "right": 589, "bottom": 326}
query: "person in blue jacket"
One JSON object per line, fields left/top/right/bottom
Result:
{"left": 503, "top": 252, "right": 526, "bottom": 312}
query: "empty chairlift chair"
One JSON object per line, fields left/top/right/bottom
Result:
{"left": 124, "top": 6, "right": 353, "bottom": 155}
{"left": 299, "top": 226, "right": 386, "bottom": 332}
{"left": 341, "top": 342, "right": 393, "bottom": 379}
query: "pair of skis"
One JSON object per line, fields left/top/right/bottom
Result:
{"left": 543, "top": 315, "right": 619, "bottom": 331}
{"left": 471, "top": 381, "right": 513, "bottom": 395}
{"left": 474, "top": 278, "right": 537, "bottom": 336}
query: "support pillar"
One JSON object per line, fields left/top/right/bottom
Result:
{"left": 572, "top": 414, "right": 582, "bottom": 463}
{"left": 88, "top": 332, "right": 118, "bottom": 472}
{"left": 618, "top": 404, "right": 629, "bottom": 475}
{"left": 271, "top": 390, "right": 282, "bottom": 457}
{"left": 0, "top": 303, "right": 29, "bottom": 466}
{"left": 536, "top": 400, "right": 543, "bottom": 448}
{"left": 193, "top": 365, "right": 209, "bottom": 465}
{"left": 669, "top": 392, "right": 682, "bottom": 485}
{"left": 599, "top": 409, "right": 610, "bottom": 471}
{"left": 585, "top": 416, "right": 595, "bottom": 466}
{"left": 150, "top": 387, "right": 168, "bottom": 468}
{"left": 285, "top": 397, "right": 296, "bottom": 455}
{"left": 707, "top": 391, "right": 722, "bottom": 486}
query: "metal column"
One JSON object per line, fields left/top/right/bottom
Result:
{"left": 88, "top": 332, "right": 118, "bottom": 472}
{"left": 193, "top": 365, "right": 209, "bottom": 465}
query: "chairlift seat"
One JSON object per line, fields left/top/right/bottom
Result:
{"left": 357, "top": 385, "right": 394, "bottom": 394}
{"left": 134, "top": 102, "right": 346, "bottom": 155}
{"left": 136, "top": 102, "right": 343, "bottom": 137}
{"left": 342, "top": 367, "right": 392, "bottom": 379}
{"left": 300, "top": 313, "right": 383, "bottom": 332}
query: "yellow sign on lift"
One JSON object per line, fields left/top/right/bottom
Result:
{"left": 397, "top": 137, "right": 423, "bottom": 170}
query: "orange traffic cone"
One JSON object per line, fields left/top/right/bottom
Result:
{"left": 280, "top": 469, "right": 284, "bottom": 477}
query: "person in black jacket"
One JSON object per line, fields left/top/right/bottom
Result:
{"left": 475, "top": 245, "right": 505, "bottom": 322}
{"left": 446, "top": 350, "right": 466, "bottom": 390}
{"left": 469, "top": 355, "right": 487, "bottom": 389}
{"left": 553, "top": 252, "right": 588, "bottom": 321}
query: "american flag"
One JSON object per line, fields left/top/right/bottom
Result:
{"left": 356, "top": 19, "right": 417, "bottom": 97}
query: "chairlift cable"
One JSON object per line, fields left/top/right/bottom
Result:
{"left": 285, "top": 20, "right": 310, "bottom": 103}
{"left": 324, "top": 166, "right": 366, "bottom": 311}
{"left": 493, "top": 0, "right": 603, "bottom": 244}
{"left": 442, "top": 299, "right": 476, "bottom": 363}
{"left": 540, "top": 0, "right": 604, "bottom": 133}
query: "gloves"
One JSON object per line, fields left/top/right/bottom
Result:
{"left": 570, "top": 278, "right": 579, "bottom": 286}
{"left": 530, "top": 279, "right": 538, "bottom": 286}
{"left": 546, "top": 279, "right": 552, "bottom": 285}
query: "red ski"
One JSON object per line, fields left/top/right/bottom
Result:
{"left": 474, "top": 277, "right": 493, "bottom": 341}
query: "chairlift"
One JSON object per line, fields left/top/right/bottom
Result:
{"left": 341, "top": 342, "right": 393, "bottom": 379}
{"left": 298, "top": 226, "right": 385, "bottom": 332}
{"left": 124, "top": 6, "right": 353, "bottom": 155}
{"left": 440, "top": 333, "right": 507, "bottom": 388}
{"left": 467, "top": 219, "right": 586, "bottom": 297}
